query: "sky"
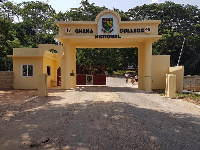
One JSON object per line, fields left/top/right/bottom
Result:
{"left": 10, "top": 0, "right": 200, "bottom": 12}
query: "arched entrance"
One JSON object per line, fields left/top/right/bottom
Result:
{"left": 56, "top": 10, "right": 162, "bottom": 91}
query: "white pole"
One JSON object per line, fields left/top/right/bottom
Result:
{"left": 177, "top": 37, "right": 186, "bottom": 66}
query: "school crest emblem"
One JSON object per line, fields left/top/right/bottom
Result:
{"left": 86, "top": 75, "right": 93, "bottom": 85}
{"left": 102, "top": 18, "right": 113, "bottom": 33}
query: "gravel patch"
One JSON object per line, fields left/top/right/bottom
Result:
{"left": 0, "top": 77, "right": 199, "bottom": 150}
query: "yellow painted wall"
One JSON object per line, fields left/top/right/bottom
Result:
{"left": 138, "top": 44, "right": 145, "bottom": 90}
{"left": 119, "top": 22, "right": 159, "bottom": 35}
{"left": 38, "top": 73, "right": 48, "bottom": 96}
{"left": 43, "top": 51, "right": 61, "bottom": 88}
{"left": 13, "top": 48, "right": 39, "bottom": 56}
{"left": 58, "top": 22, "right": 159, "bottom": 37}
{"left": 12, "top": 44, "right": 63, "bottom": 57}
{"left": 58, "top": 24, "right": 97, "bottom": 36}
{"left": 13, "top": 57, "right": 43, "bottom": 89}
{"left": 62, "top": 42, "right": 76, "bottom": 89}
{"left": 152, "top": 55, "right": 170, "bottom": 89}
{"left": 12, "top": 51, "right": 61, "bottom": 89}
{"left": 169, "top": 66, "right": 184, "bottom": 92}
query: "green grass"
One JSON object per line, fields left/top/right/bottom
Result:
{"left": 126, "top": 70, "right": 136, "bottom": 73}
{"left": 153, "top": 90, "right": 200, "bottom": 105}
{"left": 113, "top": 70, "right": 125, "bottom": 75}
{"left": 113, "top": 70, "right": 136, "bottom": 75}
{"left": 176, "top": 92, "right": 200, "bottom": 105}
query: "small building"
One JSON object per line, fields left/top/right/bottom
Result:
{"left": 8, "top": 44, "right": 62, "bottom": 89}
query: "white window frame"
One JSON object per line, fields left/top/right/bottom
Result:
{"left": 21, "top": 64, "right": 34, "bottom": 77}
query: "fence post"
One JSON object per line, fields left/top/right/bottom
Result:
{"left": 38, "top": 73, "right": 48, "bottom": 97}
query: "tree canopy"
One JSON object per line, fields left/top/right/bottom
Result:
{"left": 0, "top": 0, "right": 199, "bottom": 75}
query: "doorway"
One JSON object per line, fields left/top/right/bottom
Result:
{"left": 57, "top": 67, "right": 61, "bottom": 86}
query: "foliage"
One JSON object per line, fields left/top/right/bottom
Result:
{"left": 67, "top": 0, "right": 107, "bottom": 21}
{"left": 76, "top": 48, "right": 138, "bottom": 73}
{"left": 176, "top": 92, "right": 200, "bottom": 105}
{"left": 18, "top": 1, "right": 57, "bottom": 45}
{"left": 154, "top": 90, "right": 200, "bottom": 105}
{"left": 0, "top": 17, "right": 21, "bottom": 70}
{"left": 0, "top": 0, "right": 200, "bottom": 75}
{"left": 127, "top": 1, "right": 200, "bottom": 75}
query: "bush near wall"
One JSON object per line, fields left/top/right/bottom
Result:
{"left": 0, "top": 71, "right": 14, "bottom": 90}
{"left": 184, "top": 75, "right": 200, "bottom": 92}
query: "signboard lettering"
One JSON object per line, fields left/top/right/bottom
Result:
{"left": 95, "top": 35, "right": 121, "bottom": 39}
{"left": 75, "top": 29, "right": 93, "bottom": 33}
{"left": 120, "top": 27, "right": 151, "bottom": 34}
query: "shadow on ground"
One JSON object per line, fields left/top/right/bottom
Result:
{"left": 0, "top": 94, "right": 200, "bottom": 150}
{"left": 75, "top": 86, "right": 144, "bottom": 94}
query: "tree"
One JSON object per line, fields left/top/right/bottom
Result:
{"left": 0, "top": 0, "right": 21, "bottom": 22}
{"left": 76, "top": 48, "right": 138, "bottom": 73}
{"left": 65, "top": 0, "right": 107, "bottom": 21}
{"left": 0, "top": 17, "right": 21, "bottom": 71}
{"left": 18, "top": 1, "right": 56, "bottom": 45}
{"left": 127, "top": 1, "right": 200, "bottom": 75}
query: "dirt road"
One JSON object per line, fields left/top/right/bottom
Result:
{"left": 0, "top": 77, "right": 200, "bottom": 150}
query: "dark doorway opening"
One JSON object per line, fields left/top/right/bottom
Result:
{"left": 57, "top": 67, "right": 61, "bottom": 86}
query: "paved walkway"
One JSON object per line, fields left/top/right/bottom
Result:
{"left": 0, "top": 77, "right": 200, "bottom": 150}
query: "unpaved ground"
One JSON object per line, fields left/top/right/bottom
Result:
{"left": 0, "top": 77, "right": 200, "bottom": 150}
{"left": 0, "top": 90, "right": 38, "bottom": 105}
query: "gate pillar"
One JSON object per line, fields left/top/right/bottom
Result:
{"left": 138, "top": 44, "right": 145, "bottom": 90}
{"left": 144, "top": 41, "right": 152, "bottom": 92}
{"left": 63, "top": 42, "right": 76, "bottom": 89}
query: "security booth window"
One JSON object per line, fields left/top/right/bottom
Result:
{"left": 47, "top": 66, "right": 51, "bottom": 76}
{"left": 22, "top": 65, "right": 33, "bottom": 76}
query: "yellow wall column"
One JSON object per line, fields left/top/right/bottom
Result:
{"left": 60, "top": 56, "right": 65, "bottom": 89}
{"left": 63, "top": 42, "right": 76, "bottom": 89}
{"left": 138, "top": 44, "right": 145, "bottom": 90}
{"left": 151, "top": 55, "right": 170, "bottom": 89}
{"left": 144, "top": 41, "right": 153, "bottom": 92}
{"left": 169, "top": 66, "right": 184, "bottom": 92}
{"left": 165, "top": 74, "right": 176, "bottom": 98}
{"left": 38, "top": 73, "right": 48, "bottom": 96}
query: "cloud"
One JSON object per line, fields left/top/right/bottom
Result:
{"left": 152, "top": 0, "right": 159, "bottom": 3}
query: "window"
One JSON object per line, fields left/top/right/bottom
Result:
{"left": 22, "top": 65, "right": 33, "bottom": 77}
{"left": 47, "top": 66, "right": 51, "bottom": 76}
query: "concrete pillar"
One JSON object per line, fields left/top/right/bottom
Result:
{"left": 138, "top": 44, "right": 145, "bottom": 90}
{"left": 60, "top": 57, "right": 65, "bottom": 89}
{"left": 38, "top": 73, "right": 48, "bottom": 96}
{"left": 64, "top": 42, "right": 76, "bottom": 89}
{"left": 169, "top": 66, "right": 184, "bottom": 92}
{"left": 166, "top": 74, "right": 176, "bottom": 98}
{"left": 144, "top": 41, "right": 152, "bottom": 92}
